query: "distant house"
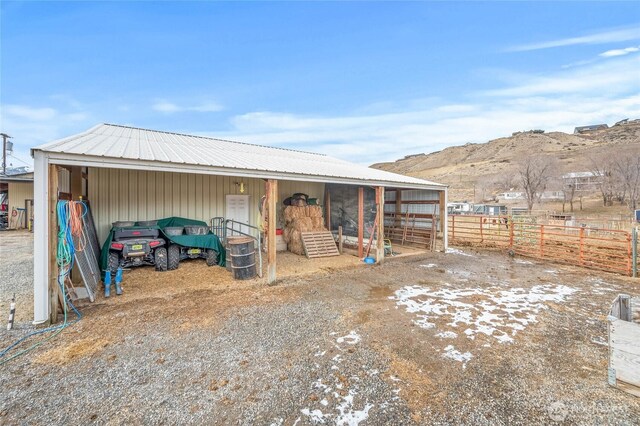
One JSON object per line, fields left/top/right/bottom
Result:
{"left": 574, "top": 124, "right": 608, "bottom": 134}
{"left": 561, "top": 171, "right": 603, "bottom": 192}
{"left": 614, "top": 119, "right": 629, "bottom": 126}
{"left": 539, "top": 191, "right": 565, "bottom": 201}
{"left": 497, "top": 191, "right": 525, "bottom": 201}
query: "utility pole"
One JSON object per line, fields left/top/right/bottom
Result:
{"left": 1, "top": 133, "right": 11, "bottom": 175}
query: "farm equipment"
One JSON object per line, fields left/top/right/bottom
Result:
{"left": 106, "top": 226, "right": 167, "bottom": 274}
{"left": 165, "top": 224, "right": 219, "bottom": 270}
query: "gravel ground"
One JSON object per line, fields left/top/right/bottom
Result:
{"left": 1, "top": 232, "right": 640, "bottom": 425}
{"left": 0, "top": 231, "right": 34, "bottom": 324}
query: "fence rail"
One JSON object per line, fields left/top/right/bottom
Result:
{"left": 448, "top": 214, "right": 636, "bottom": 276}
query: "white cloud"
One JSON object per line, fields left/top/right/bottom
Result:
{"left": 508, "top": 26, "right": 640, "bottom": 52}
{"left": 218, "top": 56, "right": 640, "bottom": 165}
{"left": 2, "top": 105, "right": 57, "bottom": 121}
{"left": 0, "top": 102, "right": 94, "bottom": 166}
{"left": 152, "top": 99, "right": 223, "bottom": 113}
{"left": 152, "top": 100, "right": 181, "bottom": 113}
{"left": 600, "top": 45, "right": 640, "bottom": 57}
{"left": 485, "top": 55, "right": 640, "bottom": 97}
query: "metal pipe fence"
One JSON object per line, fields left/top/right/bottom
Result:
{"left": 449, "top": 214, "right": 637, "bottom": 276}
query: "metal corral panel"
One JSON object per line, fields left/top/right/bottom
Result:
{"left": 87, "top": 167, "right": 324, "bottom": 243}
{"left": 7, "top": 181, "right": 33, "bottom": 228}
{"left": 34, "top": 124, "right": 445, "bottom": 190}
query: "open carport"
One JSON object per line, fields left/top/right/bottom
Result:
{"left": 31, "top": 123, "right": 447, "bottom": 324}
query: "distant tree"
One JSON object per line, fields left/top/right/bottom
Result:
{"left": 518, "top": 156, "right": 556, "bottom": 212}
{"left": 590, "top": 153, "right": 617, "bottom": 207}
{"left": 614, "top": 150, "right": 640, "bottom": 211}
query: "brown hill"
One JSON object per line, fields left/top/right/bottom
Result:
{"left": 372, "top": 122, "right": 640, "bottom": 202}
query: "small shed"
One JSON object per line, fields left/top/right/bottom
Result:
{"left": 31, "top": 123, "right": 448, "bottom": 324}
{"left": 0, "top": 171, "right": 34, "bottom": 229}
{"left": 608, "top": 294, "right": 640, "bottom": 397}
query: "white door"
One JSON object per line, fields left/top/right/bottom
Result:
{"left": 226, "top": 195, "right": 250, "bottom": 236}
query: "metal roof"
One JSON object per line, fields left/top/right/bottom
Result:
{"left": 33, "top": 123, "right": 446, "bottom": 190}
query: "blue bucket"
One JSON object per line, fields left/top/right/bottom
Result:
{"left": 363, "top": 256, "right": 375, "bottom": 264}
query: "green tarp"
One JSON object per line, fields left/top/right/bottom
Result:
{"left": 99, "top": 216, "right": 226, "bottom": 277}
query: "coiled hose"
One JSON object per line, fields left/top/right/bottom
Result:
{"left": 0, "top": 200, "right": 85, "bottom": 365}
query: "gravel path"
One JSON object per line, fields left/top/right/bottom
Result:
{"left": 0, "top": 231, "right": 34, "bottom": 325}
{"left": 1, "top": 236, "right": 639, "bottom": 425}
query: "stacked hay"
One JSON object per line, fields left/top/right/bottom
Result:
{"left": 282, "top": 205, "right": 326, "bottom": 255}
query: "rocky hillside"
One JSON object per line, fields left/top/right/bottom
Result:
{"left": 372, "top": 121, "right": 640, "bottom": 202}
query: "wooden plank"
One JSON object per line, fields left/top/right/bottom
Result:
{"left": 338, "top": 226, "right": 343, "bottom": 254}
{"left": 616, "top": 380, "right": 640, "bottom": 397}
{"left": 325, "top": 188, "right": 331, "bottom": 231}
{"left": 301, "top": 231, "right": 340, "bottom": 259}
{"left": 267, "top": 179, "right": 278, "bottom": 284}
{"left": 358, "top": 187, "right": 364, "bottom": 258}
{"left": 610, "top": 319, "right": 640, "bottom": 355}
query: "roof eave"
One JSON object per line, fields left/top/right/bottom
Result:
{"left": 41, "top": 151, "right": 447, "bottom": 191}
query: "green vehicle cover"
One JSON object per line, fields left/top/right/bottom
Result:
{"left": 100, "top": 216, "right": 226, "bottom": 277}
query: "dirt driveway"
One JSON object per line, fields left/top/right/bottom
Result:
{"left": 1, "top": 242, "right": 639, "bottom": 425}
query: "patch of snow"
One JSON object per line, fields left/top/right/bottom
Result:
{"left": 446, "top": 247, "right": 473, "bottom": 257}
{"left": 420, "top": 263, "right": 438, "bottom": 268}
{"left": 442, "top": 345, "right": 473, "bottom": 367}
{"left": 337, "top": 330, "right": 361, "bottom": 345}
{"left": 301, "top": 408, "right": 329, "bottom": 423}
{"left": 321, "top": 399, "right": 329, "bottom": 406}
{"left": 392, "top": 284, "right": 577, "bottom": 345}
{"left": 269, "top": 418, "right": 284, "bottom": 426}
{"left": 315, "top": 350, "right": 327, "bottom": 357}
{"left": 514, "top": 259, "right": 534, "bottom": 265}
{"left": 435, "top": 331, "right": 458, "bottom": 339}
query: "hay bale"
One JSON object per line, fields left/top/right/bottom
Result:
{"left": 311, "top": 217, "right": 326, "bottom": 230}
{"left": 290, "top": 217, "right": 313, "bottom": 232}
{"left": 284, "top": 206, "right": 308, "bottom": 223}
{"left": 308, "top": 205, "right": 323, "bottom": 218}
{"left": 287, "top": 230, "right": 305, "bottom": 255}
{"left": 282, "top": 227, "right": 293, "bottom": 243}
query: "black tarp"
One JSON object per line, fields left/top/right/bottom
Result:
{"left": 325, "top": 184, "right": 376, "bottom": 238}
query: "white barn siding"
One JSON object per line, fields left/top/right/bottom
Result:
{"left": 87, "top": 167, "right": 324, "bottom": 243}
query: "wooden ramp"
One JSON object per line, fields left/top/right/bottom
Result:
{"left": 301, "top": 231, "right": 340, "bottom": 259}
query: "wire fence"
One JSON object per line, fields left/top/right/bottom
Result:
{"left": 448, "top": 214, "right": 637, "bottom": 276}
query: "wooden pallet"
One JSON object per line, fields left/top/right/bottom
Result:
{"left": 301, "top": 231, "right": 340, "bottom": 259}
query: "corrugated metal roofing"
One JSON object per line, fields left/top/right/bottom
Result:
{"left": 33, "top": 123, "right": 445, "bottom": 189}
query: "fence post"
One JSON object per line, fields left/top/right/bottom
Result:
{"left": 509, "top": 217, "right": 514, "bottom": 248}
{"left": 452, "top": 215, "right": 455, "bottom": 241}
{"left": 540, "top": 224, "right": 545, "bottom": 258}
{"left": 480, "top": 216, "right": 484, "bottom": 243}
{"left": 579, "top": 227, "right": 585, "bottom": 266}
{"left": 633, "top": 227, "right": 637, "bottom": 278}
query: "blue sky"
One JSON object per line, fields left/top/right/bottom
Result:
{"left": 1, "top": 1, "right": 639, "bottom": 167}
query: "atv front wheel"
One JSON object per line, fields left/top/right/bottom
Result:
{"left": 206, "top": 249, "right": 219, "bottom": 267}
{"left": 168, "top": 244, "right": 180, "bottom": 270}
{"left": 107, "top": 251, "right": 120, "bottom": 276}
{"left": 155, "top": 247, "right": 168, "bottom": 271}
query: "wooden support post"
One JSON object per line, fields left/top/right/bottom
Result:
{"left": 48, "top": 165, "right": 59, "bottom": 324}
{"left": 267, "top": 179, "right": 278, "bottom": 285}
{"left": 338, "top": 225, "right": 343, "bottom": 254}
{"left": 479, "top": 216, "right": 484, "bottom": 243}
{"left": 325, "top": 188, "right": 331, "bottom": 231}
{"left": 395, "top": 189, "right": 402, "bottom": 228}
{"left": 540, "top": 224, "right": 545, "bottom": 258}
{"left": 376, "top": 187, "right": 385, "bottom": 263}
{"left": 358, "top": 187, "right": 364, "bottom": 258}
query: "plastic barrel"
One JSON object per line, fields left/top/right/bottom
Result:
{"left": 227, "top": 237, "right": 256, "bottom": 280}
